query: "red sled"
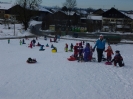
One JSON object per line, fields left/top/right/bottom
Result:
{"left": 105, "top": 62, "right": 112, "bottom": 65}
{"left": 67, "top": 57, "right": 76, "bottom": 61}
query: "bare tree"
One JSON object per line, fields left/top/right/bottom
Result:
{"left": 63, "top": 0, "right": 77, "bottom": 9}
{"left": 63, "top": 0, "right": 77, "bottom": 28}
{"left": 14, "top": 0, "right": 42, "bottom": 30}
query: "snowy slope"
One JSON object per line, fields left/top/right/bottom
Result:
{"left": 0, "top": 37, "right": 133, "bottom": 99}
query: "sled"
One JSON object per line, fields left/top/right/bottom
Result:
{"left": 27, "top": 60, "right": 37, "bottom": 64}
{"left": 52, "top": 49, "right": 57, "bottom": 53}
{"left": 67, "top": 57, "right": 76, "bottom": 61}
{"left": 105, "top": 62, "right": 112, "bottom": 65}
{"left": 39, "top": 49, "right": 45, "bottom": 51}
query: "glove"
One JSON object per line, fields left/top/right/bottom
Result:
{"left": 92, "top": 48, "right": 95, "bottom": 52}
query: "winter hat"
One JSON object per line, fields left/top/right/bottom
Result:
{"left": 108, "top": 45, "right": 111, "bottom": 49}
{"left": 100, "top": 34, "right": 103, "bottom": 37}
{"left": 79, "top": 43, "right": 82, "bottom": 46}
{"left": 86, "top": 43, "right": 90, "bottom": 47}
{"left": 115, "top": 50, "right": 120, "bottom": 53}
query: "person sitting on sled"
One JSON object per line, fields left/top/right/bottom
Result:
{"left": 53, "top": 47, "right": 57, "bottom": 52}
{"left": 105, "top": 45, "right": 114, "bottom": 62}
{"left": 111, "top": 50, "right": 124, "bottom": 67}
{"left": 37, "top": 42, "right": 41, "bottom": 46}
{"left": 27, "top": 58, "right": 36, "bottom": 63}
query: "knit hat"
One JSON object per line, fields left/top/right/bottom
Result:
{"left": 115, "top": 50, "right": 120, "bottom": 53}
{"left": 100, "top": 34, "right": 103, "bottom": 37}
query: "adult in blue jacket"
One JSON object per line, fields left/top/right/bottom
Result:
{"left": 93, "top": 34, "right": 106, "bottom": 62}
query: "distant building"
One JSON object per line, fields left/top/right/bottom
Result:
{"left": 102, "top": 7, "right": 133, "bottom": 32}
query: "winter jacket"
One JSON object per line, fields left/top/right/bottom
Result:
{"left": 74, "top": 45, "right": 79, "bottom": 55}
{"left": 78, "top": 46, "right": 83, "bottom": 55}
{"left": 70, "top": 44, "right": 73, "bottom": 50}
{"left": 111, "top": 54, "right": 123, "bottom": 62}
{"left": 66, "top": 44, "right": 68, "bottom": 48}
{"left": 94, "top": 38, "right": 106, "bottom": 50}
{"left": 105, "top": 49, "right": 114, "bottom": 57}
{"left": 83, "top": 46, "right": 90, "bottom": 61}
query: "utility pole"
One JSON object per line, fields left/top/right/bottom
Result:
{"left": 13, "top": 16, "right": 16, "bottom": 36}
{"left": 14, "top": 21, "right": 15, "bottom": 36}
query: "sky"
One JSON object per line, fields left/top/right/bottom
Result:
{"left": 1, "top": 0, "right": 133, "bottom": 10}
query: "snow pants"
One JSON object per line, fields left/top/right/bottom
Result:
{"left": 97, "top": 48, "right": 104, "bottom": 62}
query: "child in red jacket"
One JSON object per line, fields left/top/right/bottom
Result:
{"left": 105, "top": 45, "right": 114, "bottom": 62}
{"left": 74, "top": 43, "right": 79, "bottom": 59}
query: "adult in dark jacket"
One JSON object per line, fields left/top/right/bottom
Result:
{"left": 78, "top": 43, "right": 83, "bottom": 56}
{"left": 93, "top": 34, "right": 106, "bottom": 62}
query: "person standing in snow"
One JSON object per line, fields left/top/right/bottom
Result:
{"left": 32, "top": 39, "right": 36, "bottom": 47}
{"left": 105, "top": 45, "right": 114, "bottom": 62}
{"left": 93, "top": 34, "right": 106, "bottom": 62}
{"left": 83, "top": 43, "right": 90, "bottom": 62}
{"left": 89, "top": 46, "right": 93, "bottom": 61}
{"left": 78, "top": 43, "right": 83, "bottom": 57}
{"left": 65, "top": 43, "right": 68, "bottom": 52}
{"left": 70, "top": 43, "right": 73, "bottom": 51}
{"left": 73, "top": 43, "right": 79, "bottom": 59}
{"left": 8, "top": 39, "right": 10, "bottom": 44}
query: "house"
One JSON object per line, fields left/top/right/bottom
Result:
{"left": 102, "top": 7, "right": 133, "bottom": 32}
{"left": 92, "top": 8, "right": 104, "bottom": 15}
{"left": 0, "top": 2, "right": 13, "bottom": 24}
{"left": 41, "top": 10, "right": 80, "bottom": 31}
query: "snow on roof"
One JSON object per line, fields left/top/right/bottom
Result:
{"left": 87, "top": 15, "right": 102, "bottom": 20}
{"left": 127, "top": 14, "right": 133, "bottom": 20}
{"left": 120, "top": 11, "right": 133, "bottom": 19}
{"left": 37, "top": 5, "right": 52, "bottom": 13}
{"left": 77, "top": 9, "right": 88, "bottom": 14}
{"left": 64, "top": 11, "right": 80, "bottom": 16}
{"left": 0, "top": 2, "right": 13, "bottom": 10}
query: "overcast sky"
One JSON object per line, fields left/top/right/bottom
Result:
{"left": 2, "top": 0, "right": 133, "bottom": 10}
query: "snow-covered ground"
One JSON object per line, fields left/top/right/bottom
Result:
{"left": 0, "top": 24, "right": 34, "bottom": 38}
{"left": 0, "top": 37, "right": 133, "bottom": 99}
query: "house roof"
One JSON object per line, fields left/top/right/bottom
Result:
{"left": 87, "top": 15, "right": 102, "bottom": 20}
{"left": 37, "top": 5, "right": 52, "bottom": 13}
{"left": 77, "top": 9, "right": 88, "bottom": 15}
{"left": 121, "top": 11, "right": 133, "bottom": 20}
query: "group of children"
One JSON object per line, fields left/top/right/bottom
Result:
{"left": 104, "top": 45, "right": 124, "bottom": 67}
{"left": 68, "top": 41, "right": 93, "bottom": 62}
{"left": 67, "top": 41, "right": 124, "bottom": 67}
